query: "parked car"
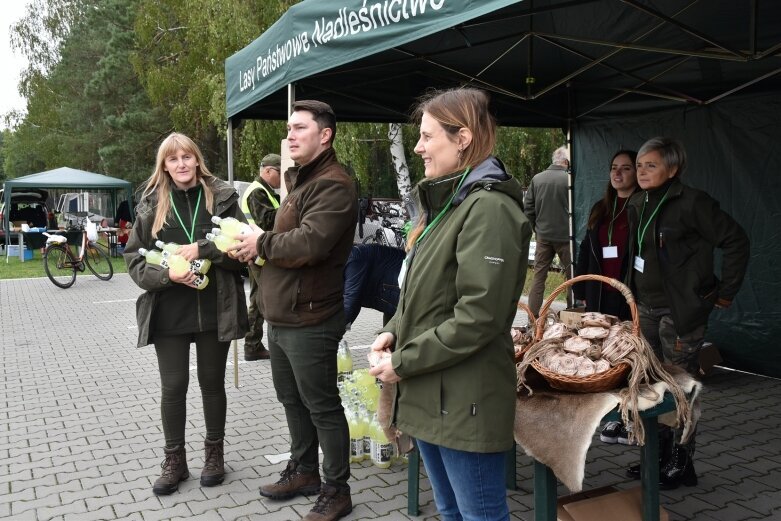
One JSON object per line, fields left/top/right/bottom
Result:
{"left": 0, "top": 188, "right": 51, "bottom": 246}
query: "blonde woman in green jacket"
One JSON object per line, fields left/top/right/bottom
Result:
{"left": 369, "top": 88, "right": 531, "bottom": 521}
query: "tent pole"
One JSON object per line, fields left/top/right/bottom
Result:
{"left": 227, "top": 117, "right": 239, "bottom": 389}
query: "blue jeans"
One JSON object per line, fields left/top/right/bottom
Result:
{"left": 416, "top": 439, "right": 510, "bottom": 521}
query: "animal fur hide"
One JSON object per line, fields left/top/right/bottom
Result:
{"left": 514, "top": 367, "right": 702, "bottom": 492}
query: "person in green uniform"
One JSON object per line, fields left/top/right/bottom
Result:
{"left": 125, "top": 133, "right": 248, "bottom": 495}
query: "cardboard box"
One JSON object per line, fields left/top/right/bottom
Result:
{"left": 558, "top": 486, "right": 669, "bottom": 521}
{"left": 7, "top": 245, "right": 33, "bottom": 260}
{"left": 559, "top": 307, "right": 586, "bottom": 328}
{"left": 698, "top": 342, "right": 722, "bottom": 377}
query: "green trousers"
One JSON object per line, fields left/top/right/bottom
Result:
{"left": 154, "top": 331, "right": 230, "bottom": 447}
{"left": 268, "top": 310, "right": 350, "bottom": 486}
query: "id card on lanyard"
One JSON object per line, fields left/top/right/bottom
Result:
{"left": 635, "top": 187, "right": 671, "bottom": 273}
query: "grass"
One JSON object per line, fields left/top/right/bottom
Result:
{"left": 521, "top": 267, "right": 567, "bottom": 302}
{"left": 0, "top": 244, "right": 127, "bottom": 280}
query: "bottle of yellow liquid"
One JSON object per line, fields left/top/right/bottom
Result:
{"left": 205, "top": 231, "right": 240, "bottom": 254}
{"left": 153, "top": 240, "right": 211, "bottom": 274}
{"left": 346, "top": 405, "right": 365, "bottom": 463}
{"left": 369, "top": 412, "right": 393, "bottom": 469}
{"left": 167, "top": 253, "right": 209, "bottom": 290}
{"left": 337, "top": 339, "right": 353, "bottom": 382}
{"left": 138, "top": 248, "right": 168, "bottom": 268}
{"left": 211, "top": 215, "right": 252, "bottom": 236}
{"left": 210, "top": 217, "right": 264, "bottom": 266}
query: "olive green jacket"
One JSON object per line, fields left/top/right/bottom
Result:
{"left": 384, "top": 157, "right": 532, "bottom": 452}
{"left": 125, "top": 177, "right": 249, "bottom": 347}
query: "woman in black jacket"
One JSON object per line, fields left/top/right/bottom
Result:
{"left": 574, "top": 150, "right": 638, "bottom": 320}
{"left": 125, "top": 133, "right": 248, "bottom": 496}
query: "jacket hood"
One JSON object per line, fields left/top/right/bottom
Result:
{"left": 452, "top": 156, "right": 524, "bottom": 208}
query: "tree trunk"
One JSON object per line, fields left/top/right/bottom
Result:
{"left": 388, "top": 123, "right": 413, "bottom": 218}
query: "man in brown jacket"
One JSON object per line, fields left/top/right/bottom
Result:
{"left": 232, "top": 100, "right": 357, "bottom": 521}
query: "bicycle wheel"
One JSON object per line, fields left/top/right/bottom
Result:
{"left": 85, "top": 243, "right": 114, "bottom": 281}
{"left": 44, "top": 244, "right": 77, "bottom": 289}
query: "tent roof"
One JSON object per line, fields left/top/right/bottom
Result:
{"left": 226, "top": 0, "right": 781, "bottom": 127}
{"left": 3, "top": 167, "right": 131, "bottom": 190}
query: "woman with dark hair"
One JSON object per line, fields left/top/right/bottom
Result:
{"left": 125, "top": 132, "right": 248, "bottom": 495}
{"left": 369, "top": 88, "right": 531, "bottom": 520}
{"left": 624, "top": 136, "right": 749, "bottom": 489}
{"left": 573, "top": 150, "right": 638, "bottom": 320}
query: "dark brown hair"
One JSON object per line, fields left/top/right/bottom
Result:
{"left": 291, "top": 99, "right": 337, "bottom": 145}
{"left": 587, "top": 150, "right": 638, "bottom": 229}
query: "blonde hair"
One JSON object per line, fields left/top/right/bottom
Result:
{"left": 407, "top": 87, "right": 497, "bottom": 249}
{"left": 141, "top": 132, "right": 216, "bottom": 238}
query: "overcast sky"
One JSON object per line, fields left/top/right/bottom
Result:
{"left": 1, "top": 0, "right": 31, "bottom": 129}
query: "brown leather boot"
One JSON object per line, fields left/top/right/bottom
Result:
{"left": 200, "top": 438, "right": 225, "bottom": 487}
{"left": 303, "top": 483, "right": 353, "bottom": 521}
{"left": 152, "top": 445, "right": 189, "bottom": 495}
{"left": 259, "top": 460, "right": 321, "bottom": 500}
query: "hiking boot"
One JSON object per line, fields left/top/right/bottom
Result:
{"left": 627, "top": 426, "right": 673, "bottom": 479}
{"left": 245, "top": 347, "right": 271, "bottom": 361}
{"left": 599, "top": 421, "right": 622, "bottom": 444}
{"left": 660, "top": 443, "right": 698, "bottom": 490}
{"left": 259, "top": 460, "right": 321, "bottom": 500}
{"left": 152, "top": 445, "right": 189, "bottom": 495}
{"left": 302, "top": 483, "right": 353, "bottom": 521}
{"left": 200, "top": 438, "right": 225, "bottom": 487}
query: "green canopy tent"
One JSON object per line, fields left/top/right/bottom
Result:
{"left": 225, "top": 0, "right": 781, "bottom": 376}
{"left": 2, "top": 167, "right": 133, "bottom": 244}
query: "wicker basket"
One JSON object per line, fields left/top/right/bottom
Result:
{"left": 513, "top": 301, "right": 536, "bottom": 362}
{"left": 527, "top": 274, "right": 638, "bottom": 393}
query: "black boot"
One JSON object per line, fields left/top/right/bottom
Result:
{"left": 659, "top": 442, "right": 697, "bottom": 490}
{"left": 626, "top": 426, "right": 673, "bottom": 479}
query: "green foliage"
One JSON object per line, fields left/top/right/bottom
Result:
{"left": 495, "top": 127, "right": 565, "bottom": 186}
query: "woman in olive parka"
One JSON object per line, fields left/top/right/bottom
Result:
{"left": 369, "top": 88, "right": 532, "bottom": 521}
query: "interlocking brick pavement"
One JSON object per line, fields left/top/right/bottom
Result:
{"left": 2, "top": 273, "right": 779, "bottom": 520}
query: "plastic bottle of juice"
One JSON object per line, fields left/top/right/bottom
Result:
{"left": 153, "top": 240, "right": 211, "bottom": 274}
{"left": 167, "top": 253, "right": 209, "bottom": 290}
{"left": 346, "top": 405, "right": 365, "bottom": 463}
{"left": 358, "top": 405, "right": 372, "bottom": 460}
{"left": 138, "top": 248, "right": 168, "bottom": 268}
{"left": 205, "top": 231, "right": 240, "bottom": 254}
{"left": 211, "top": 215, "right": 252, "bottom": 236}
{"left": 337, "top": 339, "right": 353, "bottom": 382}
{"left": 369, "top": 412, "right": 393, "bottom": 469}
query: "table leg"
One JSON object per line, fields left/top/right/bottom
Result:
{"left": 534, "top": 460, "right": 557, "bottom": 521}
{"left": 19, "top": 232, "right": 25, "bottom": 262}
{"left": 407, "top": 445, "right": 420, "bottom": 516}
{"left": 640, "top": 417, "right": 660, "bottom": 521}
{"left": 505, "top": 443, "right": 517, "bottom": 490}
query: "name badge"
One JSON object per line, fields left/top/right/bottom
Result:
{"left": 633, "top": 256, "right": 645, "bottom": 273}
{"left": 602, "top": 246, "right": 618, "bottom": 259}
{"left": 397, "top": 257, "right": 409, "bottom": 287}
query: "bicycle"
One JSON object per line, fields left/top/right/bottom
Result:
{"left": 362, "top": 201, "right": 407, "bottom": 249}
{"left": 42, "top": 220, "right": 114, "bottom": 288}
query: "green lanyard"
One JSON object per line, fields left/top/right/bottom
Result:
{"left": 607, "top": 196, "right": 629, "bottom": 246}
{"left": 415, "top": 168, "right": 471, "bottom": 245}
{"left": 169, "top": 188, "right": 202, "bottom": 244}
{"left": 636, "top": 185, "right": 671, "bottom": 255}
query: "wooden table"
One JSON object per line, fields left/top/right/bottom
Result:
{"left": 533, "top": 392, "right": 676, "bottom": 521}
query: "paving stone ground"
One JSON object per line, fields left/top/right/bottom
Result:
{"left": 1, "top": 273, "right": 779, "bottom": 520}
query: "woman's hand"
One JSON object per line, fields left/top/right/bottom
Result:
{"left": 369, "top": 360, "right": 401, "bottom": 384}
{"left": 370, "top": 332, "right": 395, "bottom": 353}
{"left": 176, "top": 242, "right": 200, "bottom": 261}
{"left": 368, "top": 332, "right": 399, "bottom": 383}
{"left": 168, "top": 267, "right": 198, "bottom": 288}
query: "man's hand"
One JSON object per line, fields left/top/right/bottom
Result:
{"left": 370, "top": 332, "right": 395, "bottom": 354}
{"left": 229, "top": 223, "right": 264, "bottom": 263}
